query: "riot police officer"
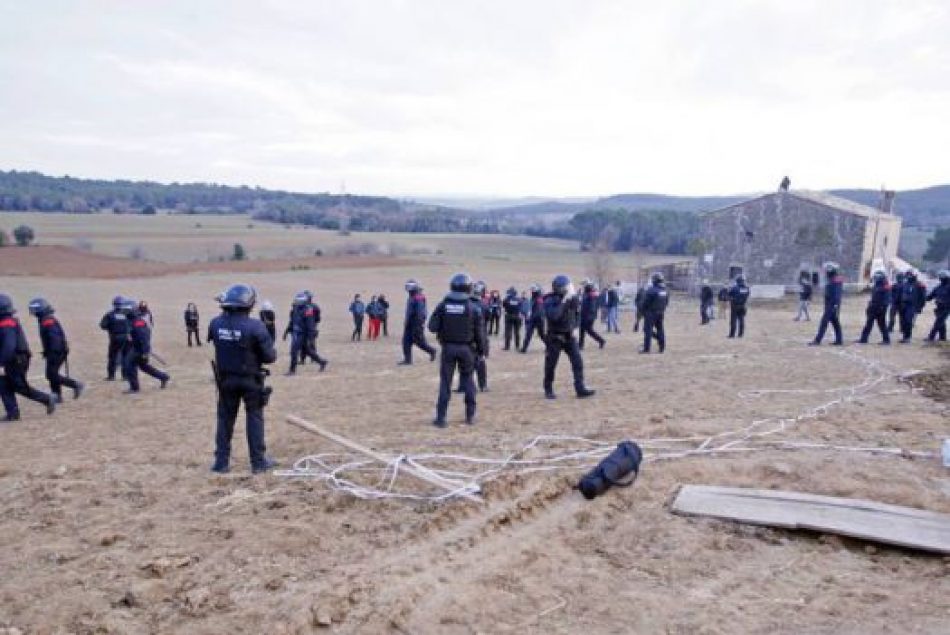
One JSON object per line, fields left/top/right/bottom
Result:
{"left": 208, "top": 284, "right": 278, "bottom": 473}
{"left": 28, "top": 298, "right": 84, "bottom": 402}
{"left": 857, "top": 270, "right": 891, "bottom": 345}
{"left": 123, "top": 298, "right": 170, "bottom": 393}
{"left": 258, "top": 300, "right": 277, "bottom": 342}
{"left": 0, "top": 294, "right": 56, "bottom": 420}
{"left": 897, "top": 270, "right": 927, "bottom": 343}
{"left": 502, "top": 286, "right": 524, "bottom": 351}
{"left": 399, "top": 279, "right": 437, "bottom": 365}
{"left": 521, "top": 284, "right": 546, "bottom": 353}
{"left": 428, "top": 273, "right": 487, "bottom": 426}
{"left": 925, "top": 270, "right": 950, "bottom": 342}
{"left": 99, "top": 295, "right": 131, "bottom": 380}
{"left": 810, "top": 262, "right": 844, "bottom": 346}
{"left": 578, "top": 280, "right": 606, "bottom": 350}
{"left": 285, "top": 291, "right": 328, "bottom": 374}
{"left": 727, "top": 274, "right": 750, "bottom": 338}
{"left": 543, "top": 275, "right": 596, "bottom": 400}
{"left": 640, "top": 272, "right": 669, "bottom": 353}
{"left": 887, "top": 272, "right": 905, "bottom": 333}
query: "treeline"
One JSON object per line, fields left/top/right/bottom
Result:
{"left": 560, "top": 208, "right": 701, "bottom": 254}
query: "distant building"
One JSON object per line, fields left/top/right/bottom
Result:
{"left": 699, "top": 190, "right": 902, "bottom": 286}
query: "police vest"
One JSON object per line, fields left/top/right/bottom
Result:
{"left": 439, "top": 299, "right": 475, "bottom": 344}
{"left": 213, "top": 315, "right": 260, "bottom": 376}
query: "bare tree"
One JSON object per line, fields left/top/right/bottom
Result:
{"left": 589, "top": 226, "right": 617, "bottom": 287}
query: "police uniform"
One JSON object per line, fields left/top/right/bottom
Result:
{"left": 812, "top": 267, "right": 844, "bottom": 345}
{"left": 925, "top": 272, "right": 950, "bottom": 342}
{"left": 401, "top": 284, "right": 436, "bottom": 364}
{"left": 858, "top": 274, "right": 891, "bottom": 344}
{"left": 29, "top": 300, "right": 83, "bottom": 402}
{"left": 521, "top": 289, "right": 546, "bottom": 352}
{"left": 124, "top": 305, "right": 170, "bottom": 392}
{"left": 209, "top": 286, "right": 277, "bottom": 473}
{"left": 100, "top": 298, "right": 131, "bottom": 380}
{"left": 0, "top": 296, "right": 55, "bottom": 420}
{"left": 897, "top": 273, "right": 927, "bottom": 343}
{"left": 640, "top": 277, "right": 669, "bottom": 353}
{"left": 502, "top": 289, "right": 524, "bottom": 351}
{"left": 578, "top": 286, "right": 605, "bottom": 350}
{"left": 286, "top": 295, "right": 327, "bottom": 373}
{"left": 258, "top": 306, "right": 277, "bottom": 342}
{"left": 727, "top": 280, "right": 750, "bottom": 338}
{"left": 543, "top": 277, "right": 595, "bottom": 399}
{"left": 429, "top": 279, "right": 487, "bottom": 425}
{"left": 457, "top": 283, "right": 490, "bottom": 391}
{"left": 887, "top": 273, "right": 904, "bottom": 333}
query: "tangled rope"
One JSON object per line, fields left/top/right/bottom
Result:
{"left": 277, "top": 347, "right": 936, "bottom": 501}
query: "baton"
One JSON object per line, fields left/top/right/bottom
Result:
{"left": 150, "top": 351, "right": 168, "bottom": 366}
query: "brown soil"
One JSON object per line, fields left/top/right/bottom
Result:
{"left": 1, "top": 264, "right": 949, "bottom": 634}
{"left": 0, "top": 245, "right": 418, "bottom": 279}
{"left": 908, "top": 351, "right": 950, "bottom": 402}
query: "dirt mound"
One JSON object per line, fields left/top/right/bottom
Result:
{"left": 0, "top": 245, "right": 417, "bottom": 279}
{"left": 908, "top": 354, "right": 950, "bottom": 402}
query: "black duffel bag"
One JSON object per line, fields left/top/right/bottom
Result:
{"left": 578, "top": 441, "right": 643, "bottom": 500}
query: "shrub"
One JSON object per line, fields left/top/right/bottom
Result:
{"left": 0, "top": 230, "right": 10, "bottom": 247}
{"left": 232, "top": 243, "right": 246, "bottom": 261}
{"left": 13, "top": 225, "right": 35, "bottom": 246}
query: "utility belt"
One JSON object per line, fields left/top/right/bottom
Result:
{"left": 213, "top": 364, "right": 273, "bottom": 408}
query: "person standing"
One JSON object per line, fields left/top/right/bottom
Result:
{"left": 727, "top": 275, "right": 750, "bottom": 338}
{"left": 399, "top": 279, "right": 437, "bottom": 365}
{"left": 428, "top": 273, "right": 487, "bottom": 427}
{"left": 258, "top": 300, "right": 277, "bottom": 342}
{"left": 542, "top": 275, "right": 596, "bottom": 400}
{"left": 700, "top": 281, "right": 714, "bottom": 325}
{"left": 0, "top": 294, "right": 56, "bottom": 420}
{"left": 795, "top": 277, "right": 813, "bottom": 321}
{"left": 925, "top": 270, "right": 950, "bottom": 342}
{"left": 487, "top": 291, "right": 502, "bottom": 336}
{"left": 810, "top": 263, "right": 844, "bottom": 346}
{"left": 856, "top": 270, "right": 891, "bottom": 345}
{"left": 887, "top": 272, "right": 905, "bottom": 334}
{"left": 502, "top": 286, "right": 524, "bottom": 351}
{"left": 123, "top": 299, "right": 170, "bottom": 393}
{"left": 578, "top": 280, "right": 605, "bottom": 350}
{"left": 717, "top": 284, "right": 730, "bottom": 323}
{"left": 349, "top": 294, "right": 366, "bottom": 342}
{"left": 138, "top": 300, "right": 154, "bottom": 328}
{"left": 366, "top": 295, "right": 382, "bottom": 340}
{"left": 27, "top": 298, "right": 83, "bottom": 403}
{"left": 521, "top": 284, "right": 546, "bottom": 353}
{"left": 100, "top": 295, "right": 131, "bottom": 381}
{"left": 377, "top": 294, "right": 390, "bottom": 337}
{"left": 606, "top": 282, "right": 621, "bottom": 333}
{"left": 184, "top": 302, "right": 201, "bottom": 347}
{"left": 897, "top": 270, "right": 927, "bottom": 343}
{"left": 633, "top": 284, "right": 646, "bottom": 333}
{"left": 208, "top": 284, "right": 278, "bottom": 474}
{"left": 640, "top": 272, "right": 670, "bottom": 353}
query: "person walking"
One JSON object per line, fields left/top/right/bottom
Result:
{"left": 578, "top": 280, "right": 605, "bottom": 350}
{"left": 123, "top": 298, "right": 170, "bottom": 393}
{"left": 258, "top": 300, "right": 277, "bottom": 342}
{"left": 856, "top": 270, "right": 891, "bottom": 345}
{"left": 606, "top": 282, "right": 621, "bottom": 333}
{"left": 521, "top": 284, "right": 546, "bottom": 353}
{"left": 542, "top": 275, "right": 596, "bottom": 400}
{"left": 640, "top": 272, "right": 670, "bottom": 353}
{"left": 925, "top": 270, "right": 950, "bottom": 342}
{"left": 810, "top": 263, "right": 844, "bottom": 346}
{"left": 633, "top": 284, "right": 646, "bottom": 333}
{"left": 0, "top": 294, "right": 56, "bottom": 420}
{"left": 366, "top": 295, "right": 382, "bottom": 340}
{"left": 399, "top": 279, "right": 437, "bottom": 365}
{"left": 28, "top": 297, "right": 83, "bottom": 403}
{"left": 795, "top": 277, "right": 813, "bottom": 321}
{"left": 100, "top": 295, "right": 132, "bottom": 381}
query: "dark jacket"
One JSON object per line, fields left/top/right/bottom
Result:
{"left": 927, "top": 281, "right": 950, "bottom": 309}
{"left": 130, "top": 314, "right": 154, "bottom": 355}
{"left": 580, "top": 290, "right": 599, "bottom": 322}
{"left": 100, "top": 309, "right": 131, "bottom": 341}
{"left": 38, "top": 314, "right": 68, "bottom": 356}
{"left": 428, "top": 291, "right": 487, "bottom": 354}
{"left": 0, "top": 315, "right": 31, "bottom": 368}
{"left": 544, "top": 292, "right": 579, "bottom": 334}
{"left": 502, "top": 294, "right": 523, "bottom": 320}
{"left": 824, "top": 276, "right": 844, "bottom": 310}
{"left": 208, "top": 311, "right": 276, "bottom": 377}
{"left": 867, "top": 280, "right": 891, "bottom": 314}
{"left": 184, "top": 308, "right": 199, "bottom": 328}
{"left": 728, "top": 283, "right": 750, "bottom": 308}
{"left": 799, "top": 282, "right": 813, "bottom": 301}
{"left": 405, "top": 292, "right": 427, "bottom": 330}
{"left": 700, "top": 285, "right": 713, "bottom": 304}
{"left": 641, "top": 283, "right": 669, "bottom": 316}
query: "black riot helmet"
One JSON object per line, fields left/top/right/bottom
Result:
{"left": 472, "top": 280, "right": 487, "bottom": 299}
{"left": 450, "top": 273, "right": 473, "bottom": 294}
{"left": 938, "top": 270, "right": 950, "bottom": 283}
{"left": 824, "top": 262, "right": 839, "bottom": 277}
{"left": 735, "top": 274, "right": 746, "bottom": 285}
{"left": 221, "top": 284, "right": 257, "bottom": 311}
{"left": 530, "top": 283, "right": 542, "bottom": 294}
{"left": 405, "top": 279, "right": 421, "bottom": 293}
{"left": 872, "top": 270, "right": 886, "bottom": 284}
{"left": 552, "top": 274, "right": 571, "bottom": 296}
{"left": 28, "top": 297, "right": 53, "bottom": 317}
{"left": 507, "top": 286, "right": 517, "bottom": 296}
{"left": 651, "top": 271, "right": 665, "bottom": 285}
{"left": 0, "top": 293, "right": 15, "bottom": 317}
{"left": 112, "top": 295, "right": 125, "bottom": 308}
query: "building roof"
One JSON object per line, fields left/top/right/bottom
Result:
{"left": 703, "top": 190, "right": 896, "bottom": 220}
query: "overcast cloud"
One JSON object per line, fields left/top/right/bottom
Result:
{"left": 1, "top": 0, "right": 948, "bottom": 197}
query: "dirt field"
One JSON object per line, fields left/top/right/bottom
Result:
{"left": 1, "top": 235, "right": 949, "bottom": 634}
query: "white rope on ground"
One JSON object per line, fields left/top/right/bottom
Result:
{"left": 276, "top": 347, "right": 939, "bottom": 501}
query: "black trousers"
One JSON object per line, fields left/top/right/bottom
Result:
{"left": 898, "top": 306, "right": 917, "bottom": 340}
{"left": 402, "top": 327, "right": 435, "bottom": 363}
{"left": 487, "top": 312, "right": 501, "bottom": 335}
{"left": 351, "top": 316, "right": 363, "bottom": 341}
{"left": 124, "top": 351, "right": 168, "bottom": 391}
{"left": 290, "top": 333, "right": 326, "bottom": 371}
{"left": 106, "top": 338, "right": 127, "bottom": 380}
{"left": 1, "top": 360, "right": 51, "bottom": 416}
{"left": 265, "top": 324, "right": 276, "bottom": 342}
{"left": 215, "top": 375, "right": 267, "bottom": 469}
{"left": 643, "top": 313, "right": 665, "bottom": 352}
{"left": 544, "top": 334, "right": 585, "bottom": 394}
{"left": 578, "top": 320, "right": 604, "bottom": 349}
{"left": 887, "top": 303, "right": 899, "bottom": 333}
{"left": 187, "top": 326, "right": 201, "bottom": 346}
{"left": 504, "top": 317, "right": 522, "bottom": 350}
{"left": 633, "top": 311, "right": 642, "bottom": 332}
{"left": 928, "top": 307, "right": 948, "bottom": 341}
{"left": 859, "top": 309, "right": 889, "bottom": 343}
{"left": 381, "top": 316, "right": 388, "bottom": 336}
{"left": 729, "top": 307, "right": 746, "bottom": 338}
{"left": 814, "top": 307, "right": 843, "bottom": 344}
{"left": 522, "top": 319, "right": 545, "bottom": 352}
{"left": 437, "top": 343, "right": 476, "bottom": 421}
{"left": 45, "top": 353, "right": 80, "bottom": 398}
{"left": 701, "top": 301, "right": 713, "bottom": 324}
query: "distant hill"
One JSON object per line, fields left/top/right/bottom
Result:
{"left": 830, "top": 186, "right": 950, "bottom": 227}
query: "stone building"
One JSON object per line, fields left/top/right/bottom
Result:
{"left": 698, "top": 190, "right": 902, "bottom": 285}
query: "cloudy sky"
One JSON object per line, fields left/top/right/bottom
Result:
{"left": 1, "top": 0, "right": 948, "bottom": 197}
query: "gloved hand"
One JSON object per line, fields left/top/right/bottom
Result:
{"left": 141, "top": 354, "right": 150, "bottom": 365}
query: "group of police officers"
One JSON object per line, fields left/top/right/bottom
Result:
{"left": 1, "top": 264, "right": 948, "bottom": 473}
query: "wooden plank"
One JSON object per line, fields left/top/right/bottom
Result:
{"left": 672, "top": 485, "right": 950, "bottom": 554}
{"left": 285, "top": 414, "right": 482, "bottom": 502}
